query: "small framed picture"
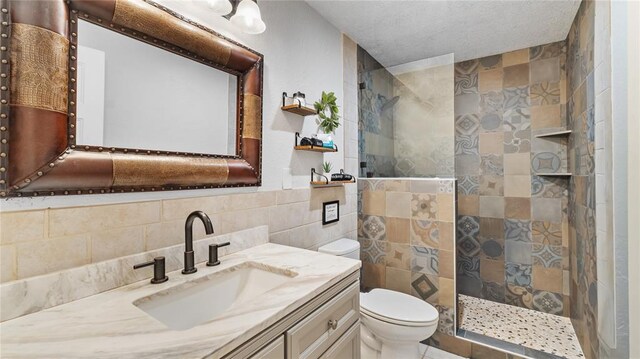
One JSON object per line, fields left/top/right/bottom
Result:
{"left": 322, "top": 200, "right": 340, "bottom": 225}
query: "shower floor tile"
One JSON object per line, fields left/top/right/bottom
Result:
{"left": 458, "top": 295, "right": 584, "bottom": 359}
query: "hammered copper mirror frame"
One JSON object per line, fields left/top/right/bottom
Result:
{"left": 0, "top": 0, "right": 263, "bottom": 197}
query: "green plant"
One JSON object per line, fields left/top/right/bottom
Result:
{"left": 322, "top": 161, "right": 333, "bottom": 173}
{"left": 314, "top": 91, "right": 340, "bottom": 133}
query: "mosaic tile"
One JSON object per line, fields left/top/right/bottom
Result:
{"left": 503, "top": 63, "right": 530, "bottom": 88}
{"left": 436, "top": 305, "right": 455, "bottom": 336}
{"left": 506, "top": 263, "right": 532, "bottom": 287}
{"left": 360, "top": 238, "right": 386, "bottom": 264}
{"left": 531, "top": 175, "right": 568, "bottom": 198}
{"left": 455, "top": 134, "right": 479, "bottom": 155}
{"left": 532, "top": 290, "right": 564, "bottom": 315}
{"left": 455, "top": 73, "right": 479, "bottom": 95}
{"left": 479, "top": 237, "right": 504, "bottom": 260}
{"left": 411, "top": 246, "right": 439, "bottom": 275}
{"left": 457, "top": 176, "right": 479, "bottom": 195}
{"left": 503, "top": 129, "right": 531, "bottom": 153}
{"left": 411, "top": 272, "right": 439, "bottom": 304}
{"left": 479, "top": 175, "right": 504, "bottom": 196}
{"left": 455, "top": 59, "right": 479, "bottom": 75}
{"left": 532, "top": 221, "right": 563, "bottom": 246}
{"left": 480, "top": 91, "right": 505, "bottom": 114}
{"left": 480, "top": 154, "right": 504, "bottom": 176}
{"left": 458, "top": 230, "right": 481, "bottom": 256}
{"left": 455, "top": 93, "right": 481, "bottom": 116}
{"left": 411, "top": 194, "right": 438, "bottom": 220}
{"left": 385, "top": 242, "right": 411, "bottom": 270}
{"left": 410, "top": 219, "right": 439, "bottom": 248}
{"left": 505, "top": 284, "right": 534, "bottom": 309}
{"left": 438, "top": 181, "right": 454, "bottom": 193}
{"left": 479, "top": 111, "right": 503, "bottom": 132}
{"left": 458, "top": 274, "right": 483, "bottom": 297}
{"left": 504, "top": 219, "right": 532, "bottom": 242}
{"left": 457, "top": 215, "right": 480, "bottom": 242}
{"left": 503, "top": 107, "right": 531, "bottom": 131}
{"left": 481, "top": 281, "right": 506, "bottom": 303}
{"left": 531, "top": 152, "right": 562, "bottom": 173}
{"left": 478, "top": 55, "right": 502, "bottom": 70}
{"left": 505, "top": 241, "right": 533, "bottom": 265}
{"left": 530, "top": 82, "right": 561, "bottom": 106}
{"left": 503, "top": 86, "right": 530, "bottom": 110}
{"left": 530, "top": 57, "right": 561, "bottom": 84}
{"left": 458, "top": 294, "right": 584, "bottom": 358}
{"left": 529, "top": 41, "right": 566, "bottom": 61}
{"left": 362, "top": 215, "right": 386, "bottom": 241}
{"left": 457, "top": 254, "right": 481, "bottom": 279}
{"left": 533, "top": 244, "right": 562, "bottom": 268}
{"left": 455, "top": 114, "right": 480, "bottom": 135}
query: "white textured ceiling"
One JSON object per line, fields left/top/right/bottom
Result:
{"left": 306, "top": 0, "right": 581, "bottom": 66}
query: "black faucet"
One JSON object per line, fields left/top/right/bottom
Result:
{"left": 183, "top": 211, "right": 214, "bottom": 274}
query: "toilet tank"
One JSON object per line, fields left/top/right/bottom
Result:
{"left": 318, "top": 238, "right": 360, "bottom": 260}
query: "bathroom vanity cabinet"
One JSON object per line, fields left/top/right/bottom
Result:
{"left": 223, "top": 273, "right": 360, "bottom": 359}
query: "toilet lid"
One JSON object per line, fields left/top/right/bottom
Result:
{"left": 360, "top": 289, "right": 439, "bottom": 325}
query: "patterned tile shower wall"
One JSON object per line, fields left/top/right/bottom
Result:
{"left": 357, "top": 46, "right": 396, "bottom": 177}
{"left": 566, "top": 1, "right": 598, "bottom": 358}
{"left": 453, "top": 42, "right": 571, "bottom": 317}
{"left": 357, "top": 178, "right": 458, "bottom": 350}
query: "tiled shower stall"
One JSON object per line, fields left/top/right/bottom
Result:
{"left": 357, "top": 2, "right": 598, "bottom": 354}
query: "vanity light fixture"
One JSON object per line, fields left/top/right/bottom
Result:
{"left": 229, "top": 0, "right": 266, "bottom": 34}
{"left": 206, "top": 0, "right": 233, "bottom": 16}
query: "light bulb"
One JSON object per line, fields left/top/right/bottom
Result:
{"left": 206, "top": 0, "right": 232, "bottom": 16}
{"left": 230, "top": 0, "right": 266, "bottom": 34}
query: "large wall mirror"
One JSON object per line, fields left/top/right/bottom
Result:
{"left": 0, "top": 0, "right": 264, "bottom": 197}
{"left": 76, "top": 20, "right": 238, "bottom": 155}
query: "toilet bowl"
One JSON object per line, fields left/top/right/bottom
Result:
{"left": 318, "top": 239, "right": 439, "bottom": 359}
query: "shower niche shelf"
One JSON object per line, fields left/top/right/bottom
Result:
{"left": 534, "top": 130, "right": 572, "bottom": 138}
{"left": 535, "top": 173, "right": 572, "bottom": 177}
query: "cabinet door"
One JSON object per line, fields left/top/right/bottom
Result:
{"left": 286, "top": 282, "right": 359, "bottom": 359}
{"left": 249, "top": 336, "right": 285, "bottom": 359}
{"left": 320, "top": 323, "right": 360, "bottom": 359}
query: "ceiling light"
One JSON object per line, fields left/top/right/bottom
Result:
{"left": 230, "top": 0, "right": 266, "bottom": 34}
{"left": 206, "top": 0, "right": 232, "bottom": 16}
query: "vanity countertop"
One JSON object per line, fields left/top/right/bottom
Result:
{"left": 0, "top": 243, "right": 361, "bottom": 359}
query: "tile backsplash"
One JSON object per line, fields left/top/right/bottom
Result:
{"left": 0, "top": 187, "right": 357, "bottom": 283}
{"left": 357, "top": 178, "right": 458, "bottom": 349}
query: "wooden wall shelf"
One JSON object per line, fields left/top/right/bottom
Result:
{"left": 294, "top": 145, "right": 338, "bottom": 153}
{"left": 311, "top": 180, "right": 356, "bottom": 188}
{"left": 281, "top": 104, "right": 317, "bottom": 116}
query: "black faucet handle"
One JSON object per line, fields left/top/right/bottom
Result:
{"left": 207, "top": 242, "right": 230, "bottom": 266}
{"left": 134, "top": 257, "right": 169, "bottom": 284}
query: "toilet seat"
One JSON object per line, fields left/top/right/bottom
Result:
{"left": 360, "top": 289, "right": 439, "bottom": 327}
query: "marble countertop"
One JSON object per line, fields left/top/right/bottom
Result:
{"left": 0, "top": 243, "right": 361, "bottom": 359}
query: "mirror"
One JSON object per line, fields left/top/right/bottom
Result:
{"left": 76, "top": 20, "right": 237, "bottom": 155}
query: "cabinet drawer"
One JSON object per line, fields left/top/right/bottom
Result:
{"left": 249, "top": 336, "right": 285, "bottom": 359}
{"left": 320, "top": 322, "right": 360, "bottom": 359}
{"left": 286, "top": 282, "right": 359, "bottom": 359}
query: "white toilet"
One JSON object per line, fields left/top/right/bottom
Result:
{"left": 318, "top": 238, "right": 439, "bottom": 359}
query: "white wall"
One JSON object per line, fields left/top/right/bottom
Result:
{"left": 0, "top": 0, "right": 345, "bottom": 211}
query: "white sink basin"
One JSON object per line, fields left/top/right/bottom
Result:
{"left": 133, "top": 262, "right": 297, "bottom": 330}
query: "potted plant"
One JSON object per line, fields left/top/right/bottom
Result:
{"left": 322, "top": 161, "right": 333, "bottom": 176}
{"left": 314, "top": 91, "right": 340, "bottom": 148}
